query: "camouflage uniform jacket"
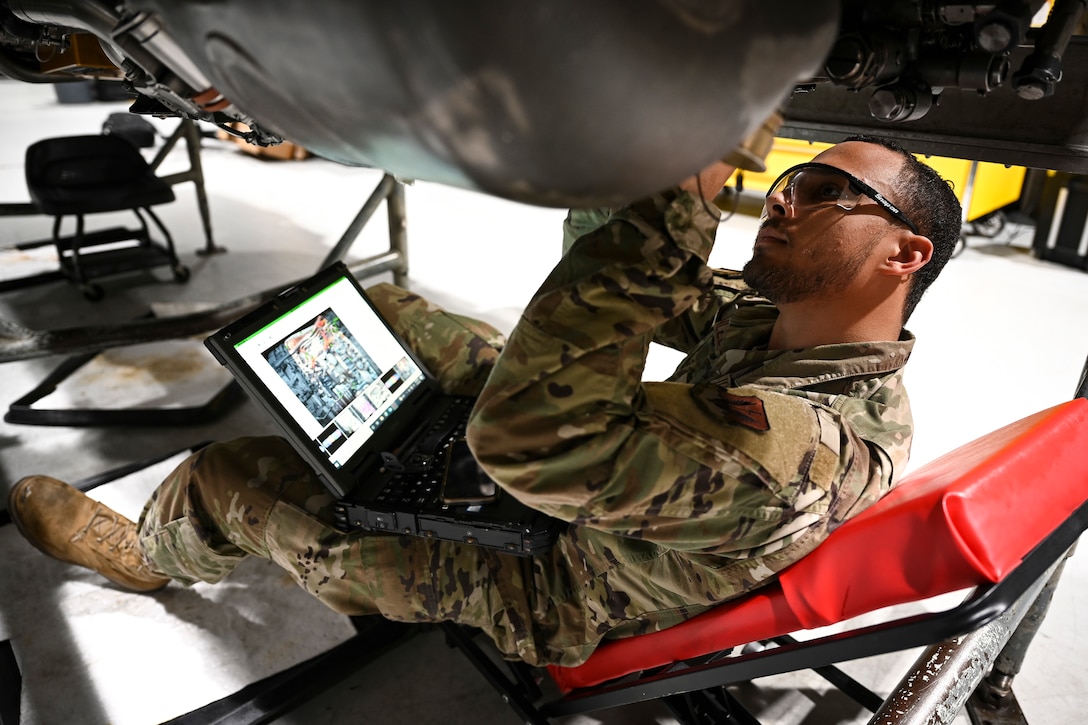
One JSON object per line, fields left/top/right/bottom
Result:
{"left": 466, "top": 189, "right": 915, "bottom": 666}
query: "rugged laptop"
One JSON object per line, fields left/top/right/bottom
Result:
{"left": 204, "top": 262, "right": 561, "bottom": 556}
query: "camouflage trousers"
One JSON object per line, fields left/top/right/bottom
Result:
{"left": 136, "top": 284, "right": 544, "bottom": 661}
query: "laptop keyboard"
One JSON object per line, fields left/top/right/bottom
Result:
{"left": 373, "top": 396, "right": 473, "bottom": 509}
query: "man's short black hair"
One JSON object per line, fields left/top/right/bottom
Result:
{"left": 843, "top": 135, "right": 962, "bottom": 323}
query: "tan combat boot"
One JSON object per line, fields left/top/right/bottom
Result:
{"left": 7, "top": 475, "right": 170, "bottom": 592}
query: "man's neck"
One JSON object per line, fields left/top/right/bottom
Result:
{"left": 768, "top": 297, "right": 904, "bottom": 350}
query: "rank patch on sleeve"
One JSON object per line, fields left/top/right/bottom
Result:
{"left": 690, "top": 384, "right": 771, "bottom": 432}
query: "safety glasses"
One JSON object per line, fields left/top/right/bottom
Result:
{"left": 763, "top": 162, "right": 919, "bottom": 234}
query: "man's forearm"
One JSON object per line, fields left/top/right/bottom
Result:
{"left": 467, "top": 189, "right": 719, "bottom": 515}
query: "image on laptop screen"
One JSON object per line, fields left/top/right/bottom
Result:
{"left": 232, "top": 275, "right": 425, "bottom": 468}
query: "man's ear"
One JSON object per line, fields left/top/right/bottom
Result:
{"left": 882, "top": 232, "right": 934, "bottom": 277}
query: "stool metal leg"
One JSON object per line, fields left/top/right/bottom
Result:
{"left": 68, "top": 213, "right": 104, "bottom": 300}
{"left": 143, "top": 206, "right": 190, "bottom": 282}
{"left": 131, "top": 207, "right": 153, "bottom": 245}
{"left": 50, "top": 215, "right": 62, "bottom": 246}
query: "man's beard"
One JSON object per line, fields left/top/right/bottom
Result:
{"left": 742, "top": 239, "right": 874, "bottom": 304}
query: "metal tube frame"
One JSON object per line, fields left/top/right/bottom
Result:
{"left": 868, "top": 555, "right": 1065, "bottom": 725}
{"left": 1077, "top": 355, "right": 1088, "bottom": 400}
{"left": 963, "top": 551, "right": 1073, "bottom": 725}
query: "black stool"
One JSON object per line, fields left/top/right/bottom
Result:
{"left": 24, "top": 134, "right": 190, "bottom": 300}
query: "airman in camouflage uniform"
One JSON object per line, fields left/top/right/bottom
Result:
{"left": 9, "top": 138, "right": 961, "bottom": 668}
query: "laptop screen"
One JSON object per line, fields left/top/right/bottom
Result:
{"left": 231, "top": 275, "right": 426, "bottom": 468}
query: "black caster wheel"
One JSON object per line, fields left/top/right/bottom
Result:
{"left": 953, "top": 232, "right": 967, "bottom": 258}
{"left": 81, "top": 283, "right": 104, "bottom": 301}
{"left": 972, "top": 211, "right": 1006, "bottom": 239}
{"left": 172, "top": 264, "right": 191, "bottom": 283}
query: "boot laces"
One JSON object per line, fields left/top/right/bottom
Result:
{"left": 72, "top": 508, "right": 135, "bottom": 554}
